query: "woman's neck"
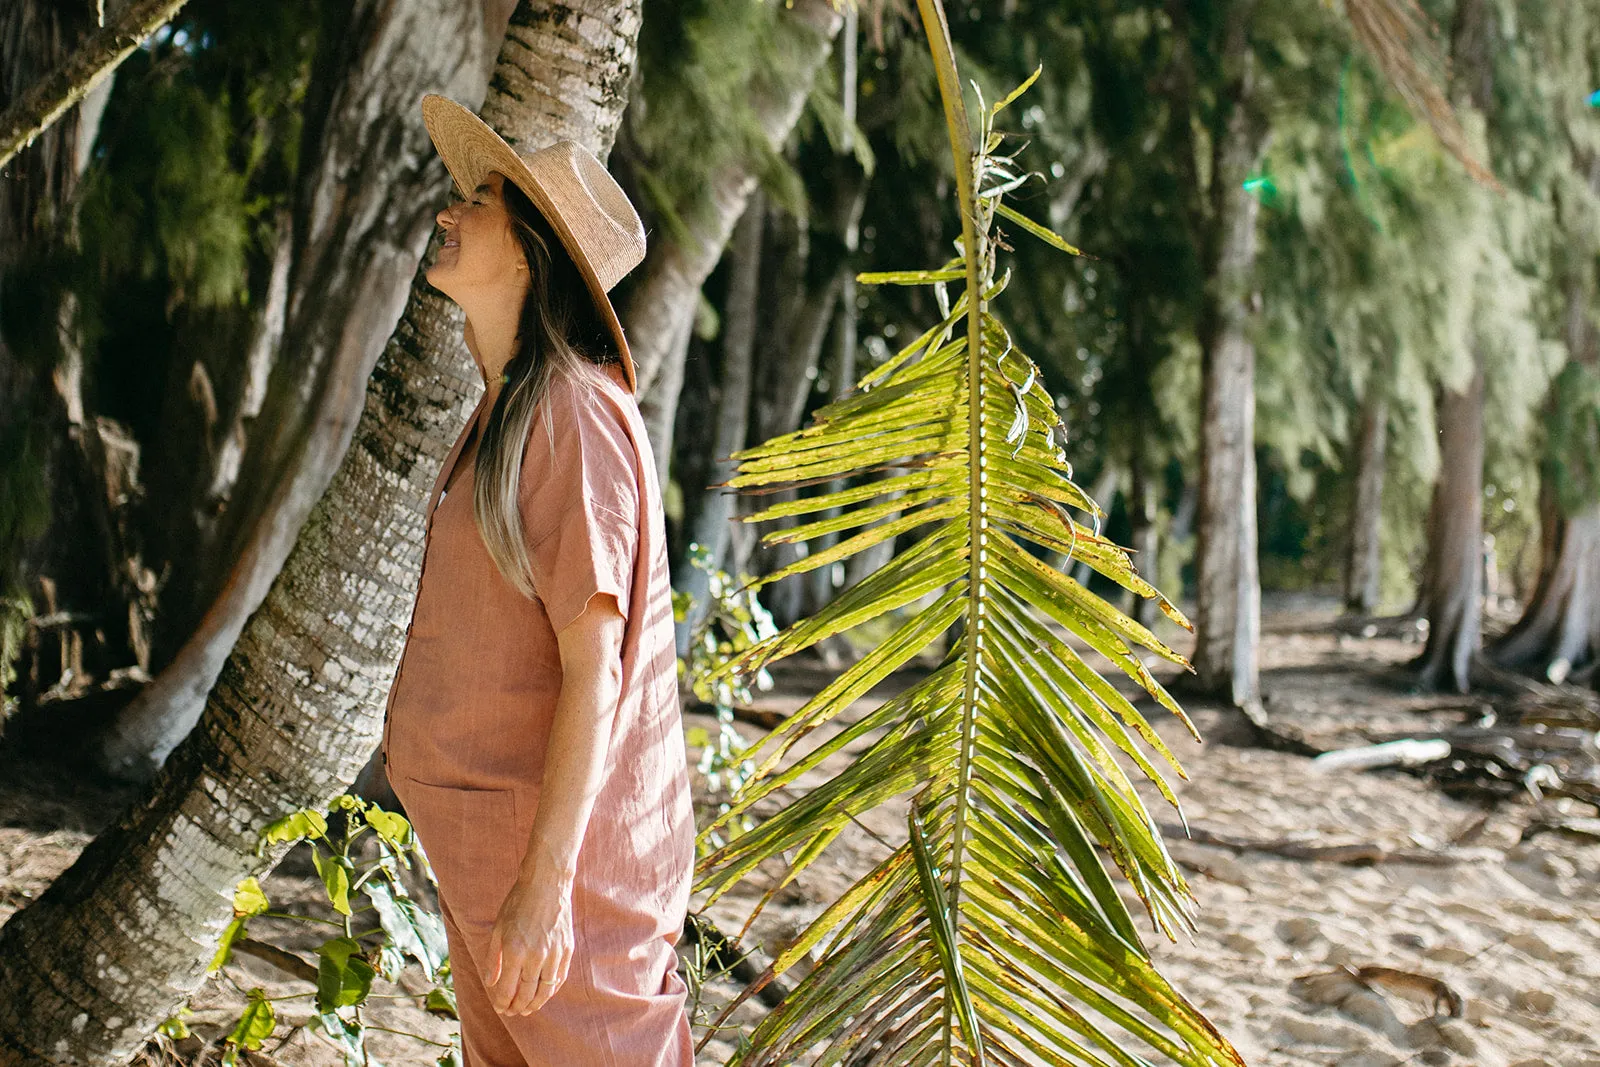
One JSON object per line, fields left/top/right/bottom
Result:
{"left": 461, "top": 278, "right": 526, "bottom": 397}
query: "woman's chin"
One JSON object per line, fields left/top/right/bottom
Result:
{"left": 425, "top": 260, "right": 458, "bottom": 297}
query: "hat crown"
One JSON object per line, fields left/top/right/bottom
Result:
{"left": 512, "top": 140, "right": 645, "bottom": 292}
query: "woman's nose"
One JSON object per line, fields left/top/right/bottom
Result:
{"left": 436, "top": 204, "right": 455, "bottom": 228}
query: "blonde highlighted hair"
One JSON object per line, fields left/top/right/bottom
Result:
{"left": 470, "top": 177, "right": 624, "bottom": 600}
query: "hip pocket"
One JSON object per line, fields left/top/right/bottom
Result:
{"left": 395, "top": 777, "right": 522, "bottom": 931}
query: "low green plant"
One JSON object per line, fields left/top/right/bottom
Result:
{"left": 674, "top": 543, "right": 780, "bottom": 854}
{"left": 172, "top": 795, "right": 460, "bottom": 1066}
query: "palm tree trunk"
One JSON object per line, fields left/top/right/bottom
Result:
{"left": 0, "top": 5, "right": 640, "bottom": 1062}
{"left": 1415, "top": 361, "right": 1485, "bottom": 693}
{"left": 94, "top": 0, "right": 503, "bottom": 780}
{"left": 1191, "top": 9, "right": 1265, "bottom": 709}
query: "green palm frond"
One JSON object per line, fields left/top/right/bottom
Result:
{"left": 690, "top": 5, "right": 1243, "bottom": 1065}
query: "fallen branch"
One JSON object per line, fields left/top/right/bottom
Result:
{"left": 1311, "top": 738, "right": 1452, "bottom": 773}
{"left": 1161, "top": 822, "right": 1483, "bottom": 866}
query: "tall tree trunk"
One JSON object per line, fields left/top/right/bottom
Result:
{"left": 638, "top": 306, "right": 697, "bottom": 491}
{"left": 1491, "top": 273, "right": 1600, "bottom": 681}
{"left": 1414, "top": 0, "right": 1496, "bottom": 693}
{"left": 1126, "top": 460, "right": 1160, "bottom": 630}
{"left": 95, "top": 0, "right": 504, "bottom": 779}
{"left": 1344, "top": 365, "right": 1389, "bottom": 614}
{"left": 621, "top": 0, "right": 842, "bottom": 402}
{"left": 1067, "top": 466, "right": 1119, "bottom": 585}
{"left": 672, "top": 192, "right": 764, "bottom": 654}
{"left": 1191, "top": 11, "right": 1265, "bottom": 709}
{"left": 142, "top": 208, "right": 294, "bottom": 669}
{"left": 0, "top": 5, "right": 639, "bottom": 1062}
{"left": 1415, "top": 361, "right": 1485, "bottom": 693}
{"left": 0, "top": 1, "right": 137, "bottom": 716}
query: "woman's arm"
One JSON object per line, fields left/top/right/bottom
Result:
{"left": 482, "top": 592, "right": 626, "bottom": 1015}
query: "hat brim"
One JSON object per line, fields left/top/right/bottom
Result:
{"left": 420, "top": 94, "right": 637, "bottom": 394}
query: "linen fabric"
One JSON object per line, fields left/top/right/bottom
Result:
{"left": 381, "top": 358, "right": 695, "bottom": 1066}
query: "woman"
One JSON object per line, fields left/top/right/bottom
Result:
{"left": 379, "top": 94, "right": 696, "bottom": 1066}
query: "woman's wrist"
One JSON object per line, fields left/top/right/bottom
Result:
{"left": 516, "top": 840, "right": 577, "bottom": 896}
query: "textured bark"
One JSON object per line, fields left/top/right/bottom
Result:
{"left": 96, "top": 0, "right": 501, "bottom": 779}
{"left": 0, "top": 0, "right": 188, "bottom": 169}
{"left": 1344, "top": 372, "right": 1389, "bottom": 614}
{"left": 0, "top": 3, "right": 641, "bottom": 1062}
{"left": 1493, "top": 499, "right": 1600, "bottom": 681}
{"left": 1191, "top": 13, "right": 1265, "bottom": 709}
{"left": 1415, "top": 363, "right": 1485, "bottom": 693}
{"left": 1492, "top": 273, "right": 1600, "bottom": 680}
{"left": 622, "top": 0, "right": 842, "bottom": 403}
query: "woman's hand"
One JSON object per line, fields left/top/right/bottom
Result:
{"left": 482, "top": 874, "right": 573, "bottom": 1015}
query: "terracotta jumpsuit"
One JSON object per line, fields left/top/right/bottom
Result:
{"left": 381, "top": 358, "right": 696, "bottom": 1066}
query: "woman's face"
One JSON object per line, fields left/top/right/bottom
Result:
{"left": 426, "top": 171, "right": 527, "bottom": 301}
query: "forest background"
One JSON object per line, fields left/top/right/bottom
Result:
{"left": 1, "top": 0, "right": 1598, "bottom": 1064}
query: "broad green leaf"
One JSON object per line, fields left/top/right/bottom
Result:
{"left": 426, "top": 986, "right": 459, "bottom": 1018}
{"left": 364, "top": 806, "right": 412, "bottom": 850}
{"left": 310, "top": 1011, "right": 366, "bottom": 1067}
{"left": 225, "top": 989, "right": 275, "bottom": 1054}
{"left": 157, "top": 1009, "right": 191, "bottom": 1041}
{"left": 366, "top": 881, "right": 447, "bottom": 981}
{"left": 312, "top": 849, "right": 352, "bottom": 916}
{"left": 232, "top": 876, "right": 269, "bottom": 918}
{"left": 262, "top": 808, "right": 329, "bottom": 847}
{"left": 316, "top": 936, "right": 376, "bottom": 1013}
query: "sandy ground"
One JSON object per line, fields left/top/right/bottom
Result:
{"left": 2, "top": 605, "right": 1595, "bottom": 1066}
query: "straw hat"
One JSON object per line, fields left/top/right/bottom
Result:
{"left": 420, "top": 93, "right": 646, "bottom": 393}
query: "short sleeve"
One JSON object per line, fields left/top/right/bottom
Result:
{"left": 518, "top": 375, "right": 640, "bottom": 634}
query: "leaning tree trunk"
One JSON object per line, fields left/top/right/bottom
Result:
{"left": 1191, "top": 13, "right": 1265, "bottom": 710}
{"left": 0, "top": 4, "right": 640, "bottom": 1062}
{"left": 94, "top": 0, "right": 508, "bottom": 780}
{"left": 0, "top": 0, "right": 187, "bottom": 168}
{"left": 621, "top": 0, "right": 843, "bottom": 407}
{"left": 1415, "top": 361, "right": 1486, "bottom": 693}
{"left": 671, "top": 192, "right": 764, "bottom": 654}
{"left": 1344, "top": 364, "right": 1389, "bottom": 614}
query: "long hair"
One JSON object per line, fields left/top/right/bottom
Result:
{"left": 471, "top": 178, "right": 623, "bottom": 600}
